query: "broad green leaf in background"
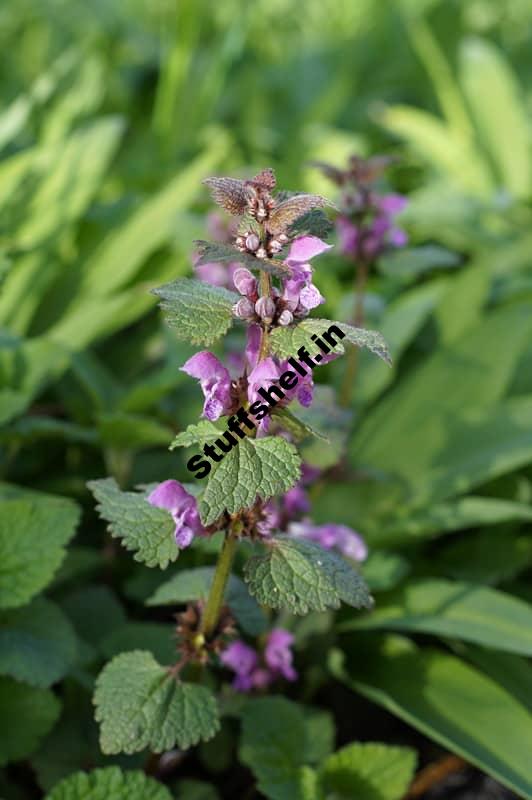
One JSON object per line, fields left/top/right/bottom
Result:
{"left": 352, "top": 305, "right": 532, "bottom": 506}
{"left": 317, "top": 742, "right": 417, "bottom": 800}
{"left": 198, "top": 437, "right": 301, "bottom": 525}
{"left": 331, "top": 637, "right": 532, "bottom": 799}
{"left": 100, "top": 623, "right": 176, "bottom": 665}
{"left": 87, "top": 478, "right": 178, "bottom": 569}
{"left": 0, "top": 496, "right": 80, "bottom": 609}
{"left": 147, "top": 566, "right": 267, "bottom": 635}
{"left": 0, "top": 597, "right": 78, "bottom": 687}
{"left": 0, "top": 676, "right": 61, "bottom": 766}
{"left": 342, "top": 579, "right": 532, "bottom": 655}
{"left": 94, "top": 651, "right": 220, "bottom": 754}
{"left": 153, "top": 278, "right": 237, "bottom": 346}
{"left": 270, "top": 318, "right": 391, "bottom": 365}
{"left": 97, "top": 411, "right": 174, "bottom": 450}
{"left": 44, "top": 767, "right": 173, "bottom": 800}
{"left": 460, "top": 38, "right": 530, "bottom": 197}
{"left": 244, "top": 535, "right": 372, "bottom": 615}
{"left": 239, "top": 697, "right": 314, "bottom": 800}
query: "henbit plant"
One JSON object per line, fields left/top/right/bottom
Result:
{"left": 313, "top": 156, "right": 408, "bottom": 406}
{"left": 87, "top": 168, "right": 392, "bottom": 767}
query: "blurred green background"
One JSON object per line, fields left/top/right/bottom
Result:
{"left": 3, "top": 1, "right": 532, "bottom": 798}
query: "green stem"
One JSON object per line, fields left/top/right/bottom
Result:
{"left": 200, "top": 530, "right": 238, "bottom": 638}
{"left": 339, "top": 260, "right": 369, "bottom": 408}
{"left": 258, "top": 268, "right": 271, "bottom": 360}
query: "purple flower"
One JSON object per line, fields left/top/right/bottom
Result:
{"left": 245, "top": 323, "right": 262, "bottom": 370}
{"left": 147, "top": 480, "right": 203, "bottom": 548}
{"left": 220, "top": 641, "right": 258, "bottom": 692}
{"left": 337, "top": 216, "right": 359, "bottom": 257}
{"left": 286, "top": 235, "right": 332, "bottom": 268}
{"left": 288, "top": 520, "right": 367, "bottom": 562}
{"left": 264, "top": 629, "right": 297, "bottom": 681}
{"left": 377, "top": 193, "right": 408, "bottom": 215}
{"left": 282, "top": 485, "right": 311, "bottom": 517}
{"left": 336, "top": 191, "right": 408, "bottom": 261}
{"left": 220, "top": 627, "right": 297, "bottom": 692}
{"left": 247, "top": 357, "right": 282, "bottom": 406}
{"left": 181, "top": 351, "right": 232, "bottom": 421}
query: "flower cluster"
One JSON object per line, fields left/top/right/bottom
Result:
{"left": 220, "top": 628, "right": 297, "bottom": 692}
{"left": 315, "top": 155, "right": 408, "bottom": 262}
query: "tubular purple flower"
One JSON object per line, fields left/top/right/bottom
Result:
{"left": 147, "top": 480, "right": 203, "bottom": 548}
{"left": 247, "top": 357, "right": 282, "bottom": 405}
{"left": 245, "top": 323, "right": 262, "bottom": 370}
{"left": 181, "top": 351, "right": 232, "bottom": 421}
{"left": 298, "top": 283, "right": 324, "bottom": 311}
{"left": 220, "top": 641, "right": 258, "bottom": 692}
{"left": 282, "top": 485, "right": 311, "bottom": 517}
{"left": 284, "top": 235, "right": 332, "bottom": 280}
{"left": 264, "top": 629, "right": 297, "bottom": 682}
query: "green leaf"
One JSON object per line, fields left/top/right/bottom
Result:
{"left": 44, "top": 767, "right": 173, "bottom": 800}
{"left": 153, "top": 277, "right": 237, "bottom": 346}
{"left": 87, "top": 478, "right": 178, "bottom": 569}
{"left": 297, "top": 386, "right": 351, "bottom": 469}
{"left": 147, "top": 567, "right": 267, "bottom": 636}
{"left": 361, "top": 551, "right": 410, "bottom": 593}
{"left": 318, "top": 742, "right": 416, "bottom": 800}
{"left": 460, "top": 38, "right": 530, "bottom": 197}
{"left": 0, "top": 496, "right": 80, "bottom": 609}
{"left": 194, "top": 241, "right": 288, "bottom": 277}
{"left": 244, "top": 535, "right": 372, "bottom": 615}
{"left": 341, "top": 579, "right": 532, "bottom": 656}
{"left": 0, "top": 676, "right": 60, "bottom": 766}
{"left": 238, "top": 697, "right": 311, "bottom": 800}
{"left": 271, "top": 407, "right": 328, "bottom": 443}
{"left": 170, "top": 419, "right": 225, "bottom": 450}
{"left": 94, "top": 651, "right": 220, "bottom": 754}
{"left": 288, "top": 209, "right": 333, "bottom": 240}
{"left": 198, "top": 437, "right": 301, "bottom": 526}
{"left": 351, "top": 305, "right": 532, "bottom": 507}
{"left": 62, "top": 585, "right": 126, "bottom": 651}
{"left": 0, "top": 597, "right": 78, "bottom": 687}
{"left": 270, "top": 318, "right": 391, "bottom": 365}
{"left": 331, "top": 637, "right": 532, "bottom": 799}
{"left": 438, "top": 528, "right": 532, "bottom": 585}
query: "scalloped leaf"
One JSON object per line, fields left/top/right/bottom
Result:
{"left": 44, "top": 767, "right": 173, "bottom": 800}
{"left": 270, "top": 319, "right": 391, "bottom": 365}
{"left": 194, "top": 241, "right": 289, "bottom": 277}
{"left": 0, "top": 496, "right": 80, "bottom": 609}
{"left": 87, "top": 478, "right": 178, "bottom": 569}
{"left": 93, "top": 651, "right": 220, "bottom": 754}
{"left": 198, "top": 437, "right": 301, "bottom": 525}
{"left": 152, "top": 277, "right": 237, "bottom": 346}
{"left": 244, "top": 535, "right": 372, "bottom": 615}
{"left": 170, "top": 419, "right": 225, "bottom": 450}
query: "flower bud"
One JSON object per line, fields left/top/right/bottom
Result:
{"left": 256, "top": 247, "right": 268, "bottom": 259}
{"left": 299, "top": 284, "right": 324, "bottom": 311}
{"left": 268, "top": 239, "right": 283, "bottom": 254}
{"left": 278, "top": 309, "right": 293, "bottom": 326}
{"left": 245, "top": 233, "right": 260, "bottom": 252}
{"left": 233, "top": 297, "right": 256, "bottom": 319}
{"left": 255, "top": 296, "right": 276, "bottom": 323}
{"left": 278, "top": 233, "right": 289, "bottom": 244}
{"left": 233, "top": 267, "right": 257, "bottom": 297}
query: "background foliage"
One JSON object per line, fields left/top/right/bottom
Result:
{"left": 1, "top": 0, "right": 532, "bottom": 798}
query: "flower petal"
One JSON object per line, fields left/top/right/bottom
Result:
{"left": 286, "top": 235, "right": 332, "bottom": 265}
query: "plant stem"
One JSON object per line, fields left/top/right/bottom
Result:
{"left": 200, "top": 530, "right": 238, "bottom": 638}
{"left": 258, "top": 268, "right": 271, "bottom": 360}
{"left": 339, "top": 260, "right": 368, "bottom": 407}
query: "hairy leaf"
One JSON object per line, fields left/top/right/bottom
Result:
{"left": 94, "top": 651, "right": 220, "bottom": 754}
{"left": 270, "top": 318, "right": 391, "bottom": 365}
{"left": 152, "top": 277, "right": 237, "bottom": 346}
{"left": 0, "top": 677, "right": 60, "bottom": 766}
{"left": 288, "top": 208, "right": 333, "bottom": 240}
{"left": 0, "top": 496, "right": 80, "bottom": 609}
{"left": 0, "top": 598, "right": 78, "bottom": 687}
{"left": 266, "top": 194, "right": 333, "bottom": 236}
{"left": 170, "top": 419, "right": 225, "bottom": 450}
{"left": 194, "top": 241, "right": 288, "bottom": 277}
{"left": 198, "top": 437, "right": 301, "bottom": 525}
{"left": 244, "top": 535, "right": 372, "bottom": 615}
{"left": 202, "top": 177, "right": 249, "bottom": 215}
{"left": 44, "top": 767, "right": 173, "bottom": 800}
{"left": 87, "top": 478, "right": 178, "bottom": 568}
